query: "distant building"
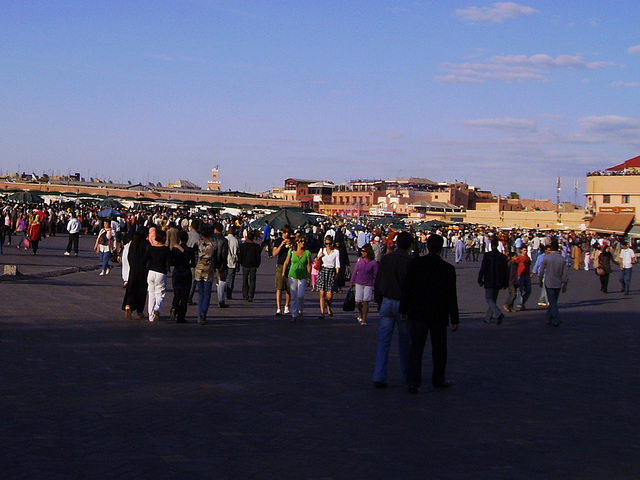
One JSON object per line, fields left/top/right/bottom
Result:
{"left": 586, "top": 155, "right": 640, "bottom": 237}
{"left": 167, "top": 180, "right": 202, "bottom": 190}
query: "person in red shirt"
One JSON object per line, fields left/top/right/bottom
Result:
{"left": 515, "top": 248, "right": 532, "bottom": 311}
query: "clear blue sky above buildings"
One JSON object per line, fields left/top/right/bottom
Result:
{"left": 2, "top": 1, "right": 639, "bottom": 202}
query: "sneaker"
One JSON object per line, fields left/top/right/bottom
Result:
{"left": 276, "top": 309, "right": 282, "bottom": 316}
{"left": 64, "top": 251, "right": 70, "bottom": 256}
{"left": 283, "top": 306, "right": 290, "bottom": 314}
{"left": 99, "top": 271, "right": 105, "bottom": 276}
{"left": 105, "top": 268, "right": 110, "bottom": 275}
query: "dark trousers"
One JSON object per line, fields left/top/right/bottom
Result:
{"left": 242, "top": 266, "right": 258, "bottom": 300}
{"left": 66, "top": 232, "right": 80, "bottom": 254}
{"left": 226, "top": 267, "right": 236, "bottom": 299}
{"left": 171, "top": 287, "right": 190, "bottom": 322}
{"left": 408, "top": 321, "right": 448, "bottom": 388}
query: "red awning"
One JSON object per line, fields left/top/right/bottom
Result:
{"left": 587, "top": 213, "right": 635, "bottom": 234}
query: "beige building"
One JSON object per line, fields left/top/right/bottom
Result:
{"left": 585, "top": 155, "right": 640, "bottom": 237}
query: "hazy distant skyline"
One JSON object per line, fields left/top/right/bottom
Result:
{"left": 2, "top": 1, "right": 639, "bottom": 202}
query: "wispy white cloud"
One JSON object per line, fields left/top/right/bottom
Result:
{"left": 435, "top": 61, "right": 545, "bottom": 83}
{"left": 455, "top": 2, "right": 538, "bottom": 23}
{"left": 463, "top": 117, "right": 538, "bottom": 132}
{"left": 578, "top": 115, "right": 640, "bottom": 135}
{"left": 435, "top": 53, "right": 619, "bottom": 83}
{"left": 628, "top": 45, "right": 640, "bottom": 55}
{"left": 611, "top": 81, "right": 640, "bottom": 88}
{"left": 490, "top": 54, "right": 616, "bottom": 69}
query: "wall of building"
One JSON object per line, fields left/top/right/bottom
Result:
{"left": 465, "top": 209, "right": 586, "bottom": 230}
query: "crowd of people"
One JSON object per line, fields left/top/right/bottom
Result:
{"left": 2, "top": 198, "right": 637, "bottom": 394}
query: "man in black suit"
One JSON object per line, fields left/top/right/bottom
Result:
{"left": 477, "top": 236, "right": 509, "bottom": 325}
{"left": 400, "top": 234, "right": 459, "bottom": 394}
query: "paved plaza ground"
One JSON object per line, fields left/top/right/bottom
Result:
{"left": 1, "top": 235, "right": 639, "bottom": 479}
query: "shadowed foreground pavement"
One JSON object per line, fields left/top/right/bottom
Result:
{"left": 1, "top": 236, "right": 639, "bottom": 479}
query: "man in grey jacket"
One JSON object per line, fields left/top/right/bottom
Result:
{"left": 539, "top": 240, "right": 568, "bottom": 326}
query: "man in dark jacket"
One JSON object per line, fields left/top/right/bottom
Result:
{"left": 238, "top": 230, "right": 262, "bottom": 302}
{"left": 212, "top": 222, "right": 230, "bottom": 308}
{"left": 400, "top": 234, "right": 459, "bottom": 393}
{"left": 477, "top": 236, "right": 509, "bottom": 325}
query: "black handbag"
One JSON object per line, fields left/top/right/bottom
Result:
{"left": 342, "top": 287, "right": 356, "bottom": 312}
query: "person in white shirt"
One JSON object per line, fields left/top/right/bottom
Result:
{"left": 225, "top": 225, "right": 239, "bottom": 300}
{"left": 64, "top": 212, "right": 82, "bottom": 256}
{"left": 618, "top": 241, "right": 636, "bottom": 295}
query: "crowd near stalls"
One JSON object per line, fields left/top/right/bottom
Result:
{"left": 1, "top": 194, "right": 637, "bottom": 323}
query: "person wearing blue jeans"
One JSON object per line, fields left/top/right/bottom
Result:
{"left": 372, "top": 231, "right": 413, "bottom": 389}
{"left": 197, "top": 281, "right": 213, "bottom": 324}
{"left": 373, "top": 298, "right": 410, "bottom": 386}
{"left": 194, "top": 224, "right": 216, "bottom": 325}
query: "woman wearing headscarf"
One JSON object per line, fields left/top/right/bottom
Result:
{"left": 595, "top": 244, "right": 618, "bottom": 293}
{"left": 122, "top": 227, "right": 150, "bottom": 319}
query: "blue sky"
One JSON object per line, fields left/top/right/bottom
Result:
{"left": 2, "top": 1, "right": 639, "bottom": 202}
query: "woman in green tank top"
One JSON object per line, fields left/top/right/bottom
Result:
{"left": 282, "top": 237, "right": 312, "bottom": 322}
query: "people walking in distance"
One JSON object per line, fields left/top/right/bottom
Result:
{"left": 618, "top": 240, "right": 636, "bottom": 295}
{"left": 186, "top": 219, "right": 201, "bottom": 306}
{"left": 212, "top": 222, "right": 230, "bottom": 308}
{"left": 170, "top": 230, "right": 195, "bottom": 323}
{"left": 27, "top": 215, "right": 44, "bottom": 255}
{"left": 350, "top": 243, "right": 378, "bottom": 326}
{"left": 532, "top": 244, "right": 549, "bottom": 306}
{"left": 272, "top": 225, "right": 293, "bottom": 315}
{"left": 262, "top": 220, "right": 273, "bottom": 256}
{"left": 94, "top": 220, "right": 115, "bottom": 275}
{"left": 64, "top": 212, "right": 82, "bottom": 256}
{"left": 515, "top": 247, "right": 532, "bottom": 311}
{"left": 122, "top": 228, "right": 150, "bottom": 320}
{"left": 238, "top": 230, "right": 262, "bottom": 303}
{"left": 194, "top": 224, "right": 216, "bottom": 325}
{"left": 225, "top": 225, "right": 239, "bottom": 300}
{"left": 400, "top": 234, "right": 459, "bottom": 394}
{"left": 142, "top": 229, "right": 171, "bottom": 322}
{"left": 595, "top": 245, "right": 617, "bottom": 293}
{"left": 315, "top": 235, "right": 341, "bottom": 319}
{"left": 503, "top": 252, "right": 519, "bottom": 313}
{"left": 454, "top": 235, "right": 465, "bottom": 264}
{"left": 539, "top": 240, "right": 568, "bottom": 326}
{"left": 478, "top": 237, "right": 509, "bottom": 325}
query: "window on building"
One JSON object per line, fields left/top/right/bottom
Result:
{"left": 622, "top": 195, "right": 630, "bottom": 204}
{"left": 603, "top": 195, "right": 610, "bottom": 203}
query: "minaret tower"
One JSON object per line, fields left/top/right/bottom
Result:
{"left": 207, "top": 166, "right": 221, "bottom": 191}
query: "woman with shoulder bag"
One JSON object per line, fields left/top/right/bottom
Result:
{"left": 350, "top": 243, "right": 378, "bottom": 326}
{"left": 315, "top": 235, "right": 341, "bottom": 319}
{"left": 94, "top": 221, "right": 114, "bottom": 275}
{"left": 596, "top": 245, "right": 617, "bottom": 293}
